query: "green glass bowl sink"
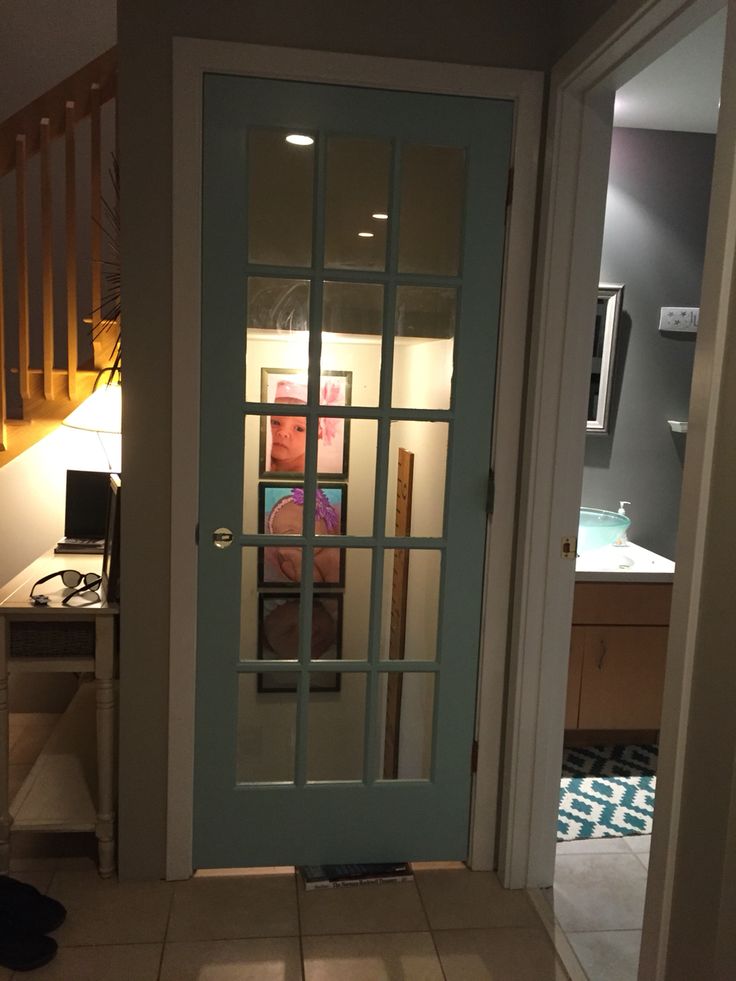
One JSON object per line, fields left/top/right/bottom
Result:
{"left": 578, "top": 507, "right": 631, "bottom": 554}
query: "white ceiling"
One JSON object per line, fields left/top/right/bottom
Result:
{"left": 613, "top": 8, "right": 726, "bottom": 133}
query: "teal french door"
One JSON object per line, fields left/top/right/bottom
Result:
{"left": 195, "top": 72, "right": 513, "bottom": 868}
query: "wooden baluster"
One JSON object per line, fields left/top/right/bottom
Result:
{"left": 90, "top": 84, "right": 102, "bottom": 349}
{"left": 0, "top": 209, "right": 6, "bottom": 452}
{"left": 40, "top": 118, "right": 54, "bottom": 399}
{"left": 65, "top": 102, "right": 78, "bottom": 399}
{"left": 15, "top": 135, "right": 30, "bottom": 400}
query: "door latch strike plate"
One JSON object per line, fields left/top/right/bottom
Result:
{"left": 561, "top": 537, "right": 577, "bottom": 559}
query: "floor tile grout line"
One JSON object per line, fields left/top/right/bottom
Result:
{"left": 156, "top": 883, "right": 177, "bottom": 981}
{"left": 292, "top": 871, "right": 307, "bottom": 981}
{"left": 412, "top": 871, "right": 449, "bottom": 980}
{"left": 564, "top": 926, "right": 645, "bottom": 935}
{"left": 527, "top": 887, "right": 588, "bottom": 981}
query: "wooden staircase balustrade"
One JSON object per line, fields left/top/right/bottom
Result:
{"left": 15, "top": 135, "right": 30, "bottom": 401}
{"left": 0, "top": 209, "right": 6, "bottom": 452}
{"left": 0, "top": 47, "right": 117, "bottom": 462}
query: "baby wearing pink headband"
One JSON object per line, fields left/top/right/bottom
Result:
{"left": 268, "top": 377, "right": 342, "bottom": 473}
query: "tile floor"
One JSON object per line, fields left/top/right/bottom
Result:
{"left": 0, "top": 863, "right": 576, "bottom": 980}
{"left": 546, "top": 834, "right": 651, "bottom": 981}
{"left": 6, "top": 714, "right": 573, "bottom": 980}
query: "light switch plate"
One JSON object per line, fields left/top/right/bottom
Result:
{"left": 659, "top": 307, "right": 699, "bottom": 332}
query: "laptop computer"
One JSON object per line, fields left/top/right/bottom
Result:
{"left": 54, "top": 469, "right": 111, "bottom": 554}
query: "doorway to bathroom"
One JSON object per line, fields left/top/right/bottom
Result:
{"left": 551, "top": 11, "right": 725, "bottom": 978}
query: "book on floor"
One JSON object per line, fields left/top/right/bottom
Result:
{"left": 299, "top": 862, "right": 413, "bottom": 890}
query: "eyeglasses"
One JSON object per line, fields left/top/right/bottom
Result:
{"left": 30, "top": 570, "right": 103, "bottom": 606}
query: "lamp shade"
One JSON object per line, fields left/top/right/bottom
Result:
{"left": 62, "top": 384, "right": 122, "bottom": 435}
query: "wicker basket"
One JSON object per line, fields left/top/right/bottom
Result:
{"left": 10, "top": 621, "right": 96, "bottom": 658}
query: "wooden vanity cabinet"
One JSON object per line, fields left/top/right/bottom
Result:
{"left": 565, "top": 581, "right": 672, "bottom": 743}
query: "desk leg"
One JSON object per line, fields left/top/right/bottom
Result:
{"left": 95, "top": 617, "right": 116, "bottom": 878}
{"left": 0, "top": 616, "right": 9, "bottom": 874}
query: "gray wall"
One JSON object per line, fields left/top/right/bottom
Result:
{"left": 0, "top": 0, "right": 116, "bottom": 119}
{"left": 582, "top": 127, "right": 715, "bottom": 560}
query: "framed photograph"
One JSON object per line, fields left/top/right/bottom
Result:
{"left": 259, "top": 368, "right": 351, "bottom": 479}
{"left": 258, "top": 483, "right": 346, "bottom": 587}
{"left": 257, "top": 593, "right": 342, "bottom": 693}
{"left": 587, "top": 284, "right": 624, "bottom": 435}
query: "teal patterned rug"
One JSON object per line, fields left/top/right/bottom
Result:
{"left": 558, "top": 745, "right": 657, "bottom": 842}
{"left": 558, "top": 774, "right": 656, "bottom": 841}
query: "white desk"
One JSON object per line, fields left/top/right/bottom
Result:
{"left": 0, "top": 552, "right": 118, "bottom": 876}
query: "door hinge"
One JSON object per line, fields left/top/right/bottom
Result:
{"left": 486, "top": 469, "right": 495, "bottom": 516}
{"left": 506, "top": 167, "right": 514, "bottom": 208}
{"left": 471, "top": 739, "right": 479, "bottom": 774}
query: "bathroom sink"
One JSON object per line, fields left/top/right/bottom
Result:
{"left": 578, "top": 507, "right": 630, "bottom": 554}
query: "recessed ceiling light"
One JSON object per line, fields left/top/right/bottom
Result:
{"left": 285, "top": 134, "right": 314, "bottom": 146}
{"left": 358, "top": 231, "right": 374, "bottom": 238}
{"left": 372, "top": 213, "right": 388, "bottom": 220}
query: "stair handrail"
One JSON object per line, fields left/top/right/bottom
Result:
{"left": 0, "top": 47, "right": 117, "bottom": 178}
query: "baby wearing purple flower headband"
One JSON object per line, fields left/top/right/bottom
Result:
{"left": 265, "top": 488, "right": 341, "bottom": 584}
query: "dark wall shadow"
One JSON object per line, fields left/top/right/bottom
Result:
{"left": 584, "top": 309, "right": 632, "bottom": 469}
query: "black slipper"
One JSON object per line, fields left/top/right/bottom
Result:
{"left": 0, "top": 875, "right": 66, "bottom": 933}
{"left": 0, "top": 930, "right": 57, "bottom": 972}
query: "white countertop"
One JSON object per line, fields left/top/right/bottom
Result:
{"left": 575, "top": 542, "right": 675, "bottom": 582}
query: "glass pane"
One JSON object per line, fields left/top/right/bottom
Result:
{"left": 398, "top": 143, "right": 465, "bottom": 276}
{"left": 322, "top": 282, "right": 383, "bottom": 408}
{"left": 341, "top": 549, "right": 373, "bottom": 661}
{"left": 240, "top": 547, "right": 260, "bottom": 661}
{"left": 310, "top": 593, "right": 343, "bottom": 663}
{"left": 244, "top": 277, "right": 310, "bottom": 402}
{"left": 392, "top": 286, "right": 456, "bottom": 410}
{"left": 380, "top": 549, "right": 441, "bottom": 662}
{"left": 378, "top": 672, "right": 435, "bottom": 780}
{"left": 259, "top": 593, "right": 301, "bottom": 663}
{"left": 308, "top": 673, "right": 366, "bottom": 781}
{"left": 325, "top": 137, "right": 390, "bottom": 271}
{"left": 236, "top": 673, "right": 295, "bottom": 783}
{"left": 385, "top": 423, "right": 448, "bottom": 537}
{"left": 344, "top": 419, "right": 377, "bottom": 535}
{"left": 248, "top": 128, "right": 313, "bottom": 267}
{"left": 242, "top": 414, "right": 320, "bottom": 532}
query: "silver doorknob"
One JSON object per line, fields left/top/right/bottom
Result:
{"left": 212, "top": 527, "right": 234, "bottom": 549}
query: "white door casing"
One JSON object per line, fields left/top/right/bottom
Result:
{"left": 500, "top": 0, "right": 736, "bottom": 977}
{"left": 169, "top": 38, "right": 542, "bottom": 879}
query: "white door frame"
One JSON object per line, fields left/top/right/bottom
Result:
{"left": 499, "top": 0, "right": 736, "bottom": 972}
{"left": 168, "top": 38, "right": 543, "bottom": 879}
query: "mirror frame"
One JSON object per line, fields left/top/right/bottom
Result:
{"left": 587, "top": 283, "right": 624, "bottom": 434}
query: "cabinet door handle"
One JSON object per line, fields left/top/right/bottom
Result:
{"left": 597, "top": 638, "right": 607, "bottom": 670}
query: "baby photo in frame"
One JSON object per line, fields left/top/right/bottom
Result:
{"left": 258, "top": 483, "right": 347, "bottom": 587}
{"left": 257, "top": 593, "right": 343, "bottom": 693}
{"left": 259, "top": 368, "right": 351, "bottom": 479}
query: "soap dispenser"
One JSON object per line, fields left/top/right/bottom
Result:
{"left": 614, "top": 501, "right": 631, "bottom": 546}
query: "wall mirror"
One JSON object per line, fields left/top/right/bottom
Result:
{"left": 587, "top": 283, "right": 624, "bottom": 434}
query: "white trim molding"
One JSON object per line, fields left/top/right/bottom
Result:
{"left": 169, "top": 38, "right": 543, "bottom": 880}
{"left": 499, "top": 0, "right": 735, "bottom": 977}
